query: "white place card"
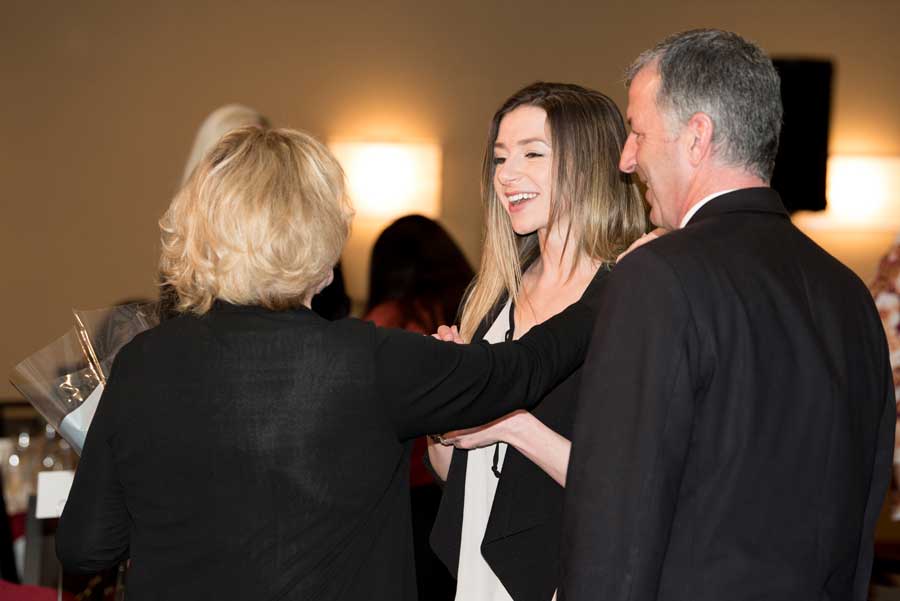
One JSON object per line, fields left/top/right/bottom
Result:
{"left": 35, "top": 470, "right": 75, "bottom": 519}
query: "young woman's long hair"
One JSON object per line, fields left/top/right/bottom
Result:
{"left": 459, "top": 82, "right": 647, "bottom": 340}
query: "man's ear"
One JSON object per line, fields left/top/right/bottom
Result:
{"left": 686, "top": 112, "right": 714, "bottom": 166}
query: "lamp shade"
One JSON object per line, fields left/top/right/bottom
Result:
{"left": 328, "top": 140, "right": 442, "bottom": 219}
{"left": 793, "top": 155, "right": 900, "bottom": 231}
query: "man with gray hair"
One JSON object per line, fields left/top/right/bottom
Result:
{"left": 560, "top": 29, "right": 894, "bottom": 600}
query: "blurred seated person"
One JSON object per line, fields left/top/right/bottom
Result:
{"left": 364, "top": 215, "right": 474, "bottom": 601}
{"left": 54, "top": 126, "right": 596, "bottom": 601}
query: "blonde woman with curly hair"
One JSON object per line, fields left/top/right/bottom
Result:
{"left": 55, "top": 126, "right": 598, "bottom": 601}
{"left": 428, "top": 82, "right": 646, "bottom": 601}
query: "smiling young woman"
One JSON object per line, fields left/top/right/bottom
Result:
{"left": 427, "top": 82, "right": 646, "bottom": 601}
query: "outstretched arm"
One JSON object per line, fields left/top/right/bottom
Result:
{"left": 441, "top": 411, "right": 571, "bottom": 487}
{"left": 376, "top": 300, "right": 595, "bottom": 441}
{"left": 427, "top": 324, "right": 571, "bottom": 487}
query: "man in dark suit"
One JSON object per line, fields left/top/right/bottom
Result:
{"left": 559, "top": 29, "right": 895, "bottom": 601}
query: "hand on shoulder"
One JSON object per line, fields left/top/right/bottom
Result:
{"left": 617, "top": 227, "right": 668, "bottom": 263}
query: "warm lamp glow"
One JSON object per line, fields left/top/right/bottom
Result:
{"left": 826, "top": 156, "right": 900, "bottom": 225}
{"left": 328, "top": 141, "right": 442, "bottom": 219}
{"left": 793, "top": 155, "right": 900, "bottom": 230}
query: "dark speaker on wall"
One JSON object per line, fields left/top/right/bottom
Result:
{"left": 770, "top": 58, "right": 833, "bottom": 213}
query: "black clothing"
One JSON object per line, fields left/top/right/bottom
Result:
{"left": 411, "top": 484, "right": 455, "bottom": 601}
{"left": 56, "top": 300, "right": 593, "bottom": 601}
{"left": 311, "top": 262, "right": 351, "bottom": 320}
{"left": 431, "top": 268, "right": 609, "bottom": 601}
{"left": 560, "top": 188, "right": 895, "bottom": 601}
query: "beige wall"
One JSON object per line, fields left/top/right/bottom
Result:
{"left": 2, "top": 0, "right": 899, "bottom": 399}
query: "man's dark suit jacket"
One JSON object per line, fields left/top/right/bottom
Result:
{"left": 560, "top": 188, "right": 895, "bottom": 601}
{"left": 431, "top": 267, "right": 609, "bottom": 601}
{"left": 55, "top": 300, "right": 593, "bottom": 601}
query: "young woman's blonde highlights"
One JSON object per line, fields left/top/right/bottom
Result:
{"left": 159, "top": 127, "right": 352, "bottom": 315}
{"left": 459, "top": 83, "right": 646, "bottom": 341}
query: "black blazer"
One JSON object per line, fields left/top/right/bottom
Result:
{"left": 560, "top": 188, "right": 895, "bottom": 601}
{"left": 55, "top": 300, "right": 594, "bottom": 601}
{"left": 431, "top": 268, "right": 609, "bottom": 601}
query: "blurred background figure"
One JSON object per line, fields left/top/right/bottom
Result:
{"left": 365, "top": 215, "right": 473, "bottom": 332}
{"left": 869, "top": 238, "right": 900, "bottom": 519}
{"left": 170, "top": 104, "right": 350, "bottom": 321}
{"left": 181, "top": 104, "right": 271, "bottom": 185}
{"left": 363, "top": 214, "right": 474, "bottom": 601}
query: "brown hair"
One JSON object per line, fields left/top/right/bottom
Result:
{"left": 460, "top": 82, "right": 646, "bottom": 340}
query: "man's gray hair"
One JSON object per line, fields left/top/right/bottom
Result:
{"left": 625, "top": 29, "right": 783, "bottom": 182}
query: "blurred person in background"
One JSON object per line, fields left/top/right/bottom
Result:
{"left": 365, "top": 215, "right": 473, "bottom": 332}
{"left": 869, "top": 239, "right": 900, "bottom": 517}
{"left": 364, "top": 214, "right": 474, "bottom": 600}
{"left": 180, "top": 104, "right": 271, "bottom": 185}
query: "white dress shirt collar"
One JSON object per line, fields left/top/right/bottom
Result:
{"left": 679, "top": 189, "right": 738, "bottom": 229}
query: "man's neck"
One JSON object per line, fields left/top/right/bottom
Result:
{"left": 677, "top": 169, "right": 769, "bottom": 226}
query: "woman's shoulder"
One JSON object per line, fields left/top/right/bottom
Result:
{"left": 117, "top": 314, "right": 192, "bottom": 356}
{"left": 137, "top": 308, "right": 378, "bottom": 354}
{"left": 581, "top": 262, "right": 614, "bottom": 300}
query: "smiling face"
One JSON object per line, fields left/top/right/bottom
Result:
{"left": 619, "top": 66, "right": 692, "bottom": 230}
{"left": 492, "top": 105, "right": 555, "bottom": 236}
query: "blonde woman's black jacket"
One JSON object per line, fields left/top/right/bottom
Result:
{"left": 430, "top": 268, "right": 610, "bottom": 601}
{"left": 55, "top": 299, "right": 594, "bottom": 601}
